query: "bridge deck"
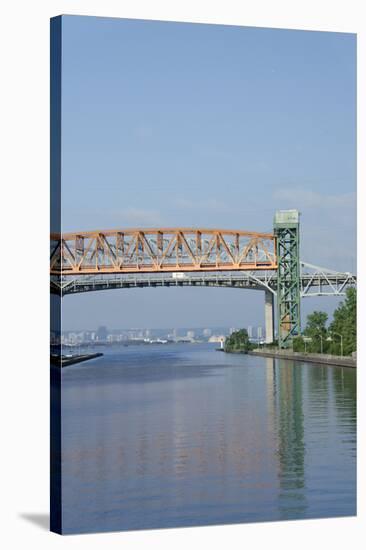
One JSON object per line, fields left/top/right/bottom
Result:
{"left": 51, "top": 269, "right": 356, "bottom": 297}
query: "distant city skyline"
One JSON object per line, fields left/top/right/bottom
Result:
{"left": 58, "top": 325, "right": 263, "bottom": 336}
{"left": 60, "top": 16, "right": 356, "bottom": 331}
{"left": 55, "top": 324, "right": 267, "bottom": 347}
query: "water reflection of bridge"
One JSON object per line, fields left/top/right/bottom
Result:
{"left": 58, "top": 352, "right": 356, "bottom": 526}
{"left": 265, "top": 357, "right": 356, "bottom": 519}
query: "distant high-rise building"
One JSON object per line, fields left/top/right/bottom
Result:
{"left": 203, "top": 328, "right": 212, "bottom": 337}
{"left": 187, "top": 330, "right": 195, "bottom": 339}
{"left": 96, "top": 325, "right": 108, "bottom": 341}
{"left": 229, "top": 327, "right": 236, "bottom": 335}
{"left": 247, "top": 326, "right": 253, "bottom": 338}
{"left": 257, "top": 326, "right": 263, "bottom": 339}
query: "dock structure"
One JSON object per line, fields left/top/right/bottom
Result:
{"left": 50, "top": 352, "right": 103, "bottom": 367}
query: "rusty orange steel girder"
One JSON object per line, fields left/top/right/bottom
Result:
{"left": 50, "top": 228, "right": 277, "bottom": 275}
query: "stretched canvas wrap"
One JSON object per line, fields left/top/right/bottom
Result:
{"left": 50, "top": 15, "right": 357, "bottom": 535}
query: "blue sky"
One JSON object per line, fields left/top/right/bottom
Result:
{"left": 60, "top": 16, "right": 356, "bottom": 331}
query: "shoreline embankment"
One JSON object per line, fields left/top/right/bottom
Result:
{"left": 248, "top": 349, "right": 356, "bottom": 368}
{"left": 50, "top": 352, "right": 104, "bottom": 367}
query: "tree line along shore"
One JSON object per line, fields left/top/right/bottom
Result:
{"left": 224, "top": 288, "right": 356, "bottom": 357}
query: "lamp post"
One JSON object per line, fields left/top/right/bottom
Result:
{"left": 331, "top": 332, "right": 343, "bottom": 356}
{"left": 303, "top": 336, "right": 312, "bottom": 353}
{"left": 319, "top": 334, "right": 323, "bottom": 354}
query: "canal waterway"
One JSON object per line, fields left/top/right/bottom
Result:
{"left": 60, "top": 343, "right": 356, "bottom": 534}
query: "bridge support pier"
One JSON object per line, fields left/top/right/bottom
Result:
{"left": 264, "top": 289, "right": 274, "bottom": 344}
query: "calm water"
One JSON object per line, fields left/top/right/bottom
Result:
{"left": 60, "top": 343, "right": 356, "bottom": 534}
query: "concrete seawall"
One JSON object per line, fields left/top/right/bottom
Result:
{"left": 248, "top": 349, "right": 356, "bottom": 368}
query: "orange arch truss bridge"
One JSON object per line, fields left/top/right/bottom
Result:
{"left": 50, "top": 228, "right": 277, "bottom": 276}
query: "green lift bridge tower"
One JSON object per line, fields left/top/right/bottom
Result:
{"left": 274, "top": 210, "right": 301, "bottom": 349}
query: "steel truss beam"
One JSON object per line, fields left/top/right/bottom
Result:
{"left": 299, "top": 262, "right": 357, "bottom": 297}
{"left": 50, "top": 228, "right": 277, "bottom": 275}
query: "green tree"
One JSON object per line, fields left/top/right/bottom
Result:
{"left": 303, "top": 310, "right": 329, "bottom": 353}
{"left": 293, "top": 335, "right": 305, "bottom": 352}
{"left": 329, "top": 287, "right": 356, "bottom": 356}
{"left": 224, "top": 329, "right": 253, "bottom": 353}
